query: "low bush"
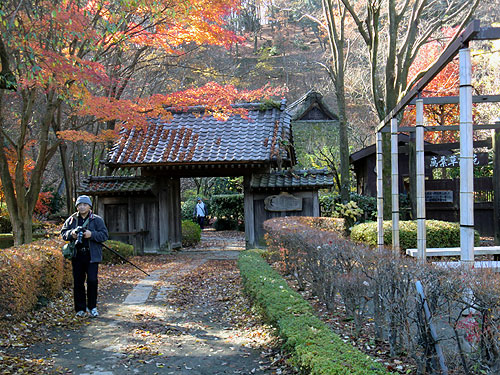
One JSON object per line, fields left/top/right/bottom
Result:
{"left": 264, "top": 216, "right": 500, "bottom": 374}
{"left": 350, "top": 220, "right": 480, "bottom": 250}
{"left": 238, "top": 249, "right": 389, "bottom": 375}
{"left": 102, "top": 240, "right": 134, "bottom": 264}
{"left": 319, "top": 192, "right": 377, "bottom": 221}
{"left": 213, "top": 217, "right": 238, "bottom": 231}
{"left": 181, "top": 220, "right": 201, "bottom": 247}
{"left": 0, "top": 238, "right": 69, "bottom": 319}
{"left": 210, "top": 194, "right": 243, "bottom": 222}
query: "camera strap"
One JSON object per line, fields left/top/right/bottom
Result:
{"left": 82, "top": 217, "right": 90, "bottom": 229}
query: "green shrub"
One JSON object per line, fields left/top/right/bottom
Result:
{"left": 102, "top": 240, "right": 134, "bottom": 264}
{"left": 350, "top": 220, "right": 480, "bottom": 250}
{"left": 209, "top": 194, "right": 244, "bottom": 222}
{"left": 213, "top": 217, "right": 238, "bottom": 231}
{"left": 238, "top": 250, "right": 388, "bottom": 375}
{"left": 319, "top": 192, "right": 376, "bottom": 220}
{"left": 181, "top": 220, "right": 201, "bottom": 247}
{"left": 181, "top": 197, "right": 198, "bottom": 221}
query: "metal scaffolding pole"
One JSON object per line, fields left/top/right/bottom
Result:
{"left": 459, "top": 48, "right": 474, "bottom": 266}
{"left": 391, "top": 118, "right": 400, "bottom": 253}
{"left": 416, "top": 98, "right": 426, "bottom": 262}
{"left": 376, "top": 131, "right": 384, "bottom": 249}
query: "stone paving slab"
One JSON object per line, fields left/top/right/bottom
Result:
{"left": 20, "top": 232, "right": 285, "bottom": 375}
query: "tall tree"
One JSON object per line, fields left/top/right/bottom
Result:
{"left": 0, "top": 0, "right": 279, "bottom": 245}
{"left": 321, "top": 0, "right": 350, "bottom": 203}
{"left": 338, "top": 0, "right": 480, "bottom": 217}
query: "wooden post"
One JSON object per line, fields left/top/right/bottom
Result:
{"left": 493, "top": 127, "right": 500, "bottom": 246}
{"left": 158, "top": 177, "right": 170, "bottom": 250}
{"left": 416, "top": 98, "right": 426, "bottom": 263}
{"left": 312, "top": 191, "right": 320, "bottom": 216}
{"left": 391, "top": 118, "right": 400, "bottom": 254}
{"left": 459, "top": 48, "right": 474, "bottom": 266}
{"left": 243, "top": 175, "right": 255, "bottom": 248}
{"left": 376, "top": 131, "right": 384, "bottom": 249}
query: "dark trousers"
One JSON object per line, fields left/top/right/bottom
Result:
{"left": 72, "top": 250, "right": 99, "bottom": 312}
{"left": 197, "top": 215, "right": 205, "bottom": 229}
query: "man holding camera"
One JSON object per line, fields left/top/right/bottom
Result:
{"left": 61, "top": 195, "right": 108, "bottom": 318}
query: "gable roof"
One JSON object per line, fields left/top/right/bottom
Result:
{"left": 287, "top": 90, "right": 338, "bottom": 122}
{"left": 250, "top": 169, "right": 334, "bottom": 191}
{"left": 77, "top": 176, "right": 156, "bottom": 196}
{"left": 105, "top": 100, "right": 293, "bottom": 168}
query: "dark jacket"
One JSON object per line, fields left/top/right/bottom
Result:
{"left": 61, "top": 212, "right": 109, "bottom": 263}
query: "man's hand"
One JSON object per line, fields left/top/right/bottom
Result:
{"left": 83, "top": 230, "right": 91, "bottom": 239}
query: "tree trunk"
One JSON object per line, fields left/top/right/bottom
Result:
{"left": 59, "top": 142, "right": 74, "bottom": 216}
{"left": 322, "top": 0, "right": 350, "bottom": 203}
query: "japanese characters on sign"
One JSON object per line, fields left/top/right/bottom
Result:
{"left": 427, "top": 152, "right": 488, "bottom": 169}
{"left": 426, "top": 190, "right": 454, "bottom": 203}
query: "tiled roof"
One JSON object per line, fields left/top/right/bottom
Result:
{"left": 78, "top": 176, "right": 155, "bottom": 195}
{"left": 106, "top": 100, "right": 292, "bottom": 167}
{"left": 250, "top": 169, "right": 334, "bottom": 190}
{"left": 287, "top": 90, "right": 338, "bottom": 121}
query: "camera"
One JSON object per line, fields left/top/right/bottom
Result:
{"left": 75, "top": 226, "right": 85, "bottom": 244}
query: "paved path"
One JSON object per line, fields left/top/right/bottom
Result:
{"left": 26, "top": 231, "right": 286, "bottom": 375}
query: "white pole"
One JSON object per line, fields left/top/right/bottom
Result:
{"left": 416, "top": 98, "right": 426, "bottom": 263}
{"left": 376, "top": 131, "right": 384, "bottom": 249}
{"left": 391, "top": 118, "right": 400, "bottom": 254}
{"left": 459, "top": 48, "right": 474, "bottom": 266}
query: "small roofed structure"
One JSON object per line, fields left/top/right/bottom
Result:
{"left": 287, "top": 90, "right": 339, "bottom": 122}
{"left": 82, "top": 99, "right": 319, "bottom": 251}
{"left": 78, "top": 176, "right": 160, "bottom": 252}
{"left": 247, "top": 169, "right": 334, "bottom": 246}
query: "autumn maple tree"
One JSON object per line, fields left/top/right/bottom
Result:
{"left": 0, "top": 0, "right": 280, "bottom": 245}
{"left": 402, "top": 28, "right": 461, "bottom": 144}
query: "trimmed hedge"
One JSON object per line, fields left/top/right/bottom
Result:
{"left": 350, "top": 220, "right": 480, "bottom": 250}
{"left": 210, "top": 194, "right": 243, "bottom": 219}
{"left": 102, "top": 240, "right": 135, "bottom": 264}
{"left": 181, "top": 220, "right": 201, "bottom": 247}
{"left": 0, "top": 238, "right": 70, "bottom": 318}
{"left": 238, "top": 250, "right": 389, "bottom": 375}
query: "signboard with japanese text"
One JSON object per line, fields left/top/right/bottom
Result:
{"left": 426, "top": 152, "right": 488, "bottom": 169}
{"left": 426, "top": 190, "right": 454, "bottom": 203}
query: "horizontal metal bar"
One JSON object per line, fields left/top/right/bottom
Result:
{"left": 408, "top": 95, "right": 500, "bottom": 105}
{"left": 476, "top": 27, "right": 500, "bottom": 40}
{"left": 390, "top": 124, "right": 500, "bottom": 133}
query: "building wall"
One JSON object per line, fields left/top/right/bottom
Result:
{"left": 96, "top": 177, "right": 182, "bottom": 253}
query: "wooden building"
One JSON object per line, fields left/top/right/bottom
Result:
{"left": 350, "top": 134, "right": 441, "bottom": 197}
{"left": 78, "top": 99, "right": 334, "bottom": 251}
{"left": 350, "top": 135, "right": 495, "bottom": 235}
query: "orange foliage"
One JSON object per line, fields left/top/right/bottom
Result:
{"left": 0, "top": 146, "right": 53, "bottom": 217}
{"left": 0, "top": 238, "right": 67, "bottom": 318}
{"left": 4, "top": 0, "right": 279, "bottom": 144}
{"left": 402, "top": 28, "right": 462, "bottom": 143}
